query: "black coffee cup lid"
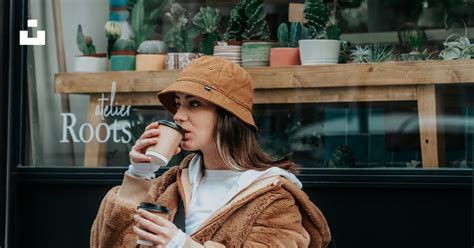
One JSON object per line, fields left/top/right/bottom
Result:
{"left": 138, "top": 202, "right": 170, "bottom": 213}
{"left": 158, "top": 120, "right": 185, "bottom": 134}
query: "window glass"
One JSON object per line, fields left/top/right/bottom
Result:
{"left": 25, "top": 0, "right": 473, "bottom": 168}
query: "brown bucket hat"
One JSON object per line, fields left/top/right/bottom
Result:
{"left": 157, "top": 56, "right": 256, "bottom": 129}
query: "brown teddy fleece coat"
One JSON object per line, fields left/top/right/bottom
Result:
{"left": 90, "top": 154, "right": 331, "bottom": 247}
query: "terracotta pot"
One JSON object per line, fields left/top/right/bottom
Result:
{"left": 298, "top": 39, "right": 341, "bottom": 65}
{"left": 269, "top": 47, "right": 300, "bottom": 67}
{"left": 136, "top": 54, "right": 167, "bottom": 71}
{"left": 72, "top": 53, "right": 108, "bottom": 72}
{"left": 166, "top": 53, "right": 203, "bottom": 70}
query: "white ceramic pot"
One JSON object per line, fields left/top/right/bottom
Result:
{"left": 72, "top": 55, "right": 108, "bottom": 72}
{"left": 298, "top": 39, "right": 341, "bottom": 65}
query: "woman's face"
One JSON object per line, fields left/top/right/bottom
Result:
{"left": 173, "top": 93, "right": 217, "bottom": 152}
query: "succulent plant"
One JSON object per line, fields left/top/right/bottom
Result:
{"left": 223, "top": 0, "right": 270, "bottom": 41}
{"left": 105, "top": 21, "right": 122, "bottom": 58}
{"left": 303, "top": 0, "right": 329, "bottom": 39}
{"left": 350, "top": 44, "right": 395, "bottom": 63}
{"left": 76, "top": 25, "right": 96, "bottom": 55}
{"left": 163, "top": 3, "right": 195, "bottom": 52}
{"left": 327, "top": 145, "right": 355, "bottom": 168}
{"left": 130, "top": 0, "right": 169, "bottom": 47}
{"left": 113, "top": 38, "right": 136, "bottom": 51}
{"left": 193, "top": 7, "right": 221, "bottom": 35}
{"left": 439, "top": 33, "right": 474, "bottom": 60}
{"left": 223, "top": 0, "right": 245, "bottom": 41}
{"left": 350, "top": 45, "right": 371, "bottom": 63}
{"left": 241, "top": 0, "right": 270, "bottom": 40}
{"left": 289, "top": 22, "right": 302, "bottom": 47}
{"left": 277, "top": 22, "right": 303, "bottom": 48}
{"left": 137, "top": 40, "right": 167, "bottom": 54}
{"left": 277, "top": 23, "right": 289, "bottom": 47}
{"left": 193, "top": 7, "right": 221, "bottom": 55}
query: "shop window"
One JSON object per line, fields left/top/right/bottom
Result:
{"left": 25, "top": 0, "right": 474, "bottom": 169}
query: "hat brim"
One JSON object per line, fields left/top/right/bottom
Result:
{"left": 157, "top": 80, "right": 257, "bottom": 129}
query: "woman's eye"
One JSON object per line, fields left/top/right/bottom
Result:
{"left": 175, "top": 102, "right": 181, "bottom": 108}
{"left": 190, "top": 101, "right": 199, "bottom": 107}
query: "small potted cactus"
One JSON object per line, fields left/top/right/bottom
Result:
{"left": 224, "top": 0, "right": 276, "bottom": 67}
{"left": 269, "top": 22, "right": 302, "bottom": 67}
{"left": 136, "top": 40, "right": 168, "bottom": 71}
{"left": 110, "top": 38, "right": 137, "bottom": 71}
{"left": 164, "top": 3, "right": 202, "bottom": 70}
{"left": 298, "top": 0, "right": 342, "bottom": 65}
{"left": 72, "top": 24, "right": 108, "bottom": 72}
{"left": 192, "top": 7, "right": 221, "bottom": 55}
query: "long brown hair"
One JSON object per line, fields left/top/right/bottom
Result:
{"left": 214, "top": 107, "right": 300, "bottom": 174}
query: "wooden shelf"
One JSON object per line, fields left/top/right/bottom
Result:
{"left": 55, "top": 60, "right": 474, "bottom": 94}
{"left": 53, "top": 59, "right": 474, "bottom": 168}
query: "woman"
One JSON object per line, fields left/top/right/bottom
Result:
{"left": 90, "top": 56, "right": 331, "bottom": 248}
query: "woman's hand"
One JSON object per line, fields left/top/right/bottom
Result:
{"left": 129, "top": 122, "right": 182, "bottom": 164}
{"left": 133, "top": 209, "right": 179, "bottom": 247}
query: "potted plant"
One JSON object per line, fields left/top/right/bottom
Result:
{"left": 349, "top": 44, "right": 395, "bottom": 63}
{"left": 72, "top": 25, "right": 108, "bottom": 72}
{"left": 136, "top": 40, "right": 168, "bottom": 71}
{"left": 439, "top": 29, "right": 474, "bottom": 60}
{"left": 299, "top": 0, "right": 342, "bottom": 65}
{"left": 105, "top": 21, "right": 122, "bottom": 59}
{"left": 192, "top": 7, "right": 221, "bottom": 55}
{"left": 223, "top": 0, "right": 275, "bottom": 67}
{"left": 110, "top": 38, "right": 137, "bottom": 71}
{"left": 164, "top": 3, "right": 202, "bottom": 70}
{"left": 270, "top": 22, "right": 302, "bottom": 67}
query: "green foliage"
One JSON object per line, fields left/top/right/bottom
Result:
{"left": 350, "top": 44, "right": 395, "bottom": 63}
{"left": 193, "top": 7, "right": 221, "bottom": 34}
{"left": 241, "top": 0, "right": 270, "bottom": 40}
{"left": 76, "top": 25, "right": 96, "bottom": 55}
{"left": 277, "top": 23, "right": 289, "bottom": 47}
{"left": 163, "top": 3, "right": 197, "bottom": 52}
{"left": 130, "top": 0, "right": 169, "bottom": 46}
{"left": 113, "top": 39, "right": 136, "bottom": 51}
{"left": 137, "top": 40, "right": 167, "bottom": 54}
{"left": 289, "top": 22, "right": 302, "bottom": 47}
{"left": 439, "top": 32, "right": 474, "bottom": 60}
{"left": 303, "top": 0, "right": 329, "bottom": 39}
{"left": 193, "top": 7, "right": 221, "bottom": 55}
{"left": 223, "top": 0, "right": 270, "bottom": 41}
{"left": 277, "top": 22, "right": 303, "bottom": 48}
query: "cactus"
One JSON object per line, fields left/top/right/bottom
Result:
{"left": 223, "top": 0, "right": 245, "bottom": 41}
{"left": 113, "top": 39, "right": 136, "bottom": 51}
{"left": 137, "top": 40, "right": 167, "bottom": 54}
{"left": 289, "top": 22, "right": 302, "bottom": 47}
{"left": 223, "top": 0, "right": 269, "bottom": 41}
{"left": 241, "top": 0, "right": 270, "bottom": 40}
{"left": 164, "top": 3, "right": 195, "bottom": 52}
{"left": 193, "top": 7, "right": 221, "bottom": 35}
{"left": 277, "top": 23, "right": 289, "bottom": 47}
{"left": 303, "top": 0, "right": 329, "bottom": 39}
{"left": 193, "top": 7, "right": 221, "bottom": 55}
{"left": 76, "top": 25, "right": 96, "bottom": 55}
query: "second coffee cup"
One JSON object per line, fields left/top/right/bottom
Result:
{"left": 145, "top": 120, "right": 185, "bottom": 167}
{"left": 136, "top": 202, "right": 170, "bottom": 246}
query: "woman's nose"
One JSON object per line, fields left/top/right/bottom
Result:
{"left": 173, "top": 107, "right": 187, "bottom": 124}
